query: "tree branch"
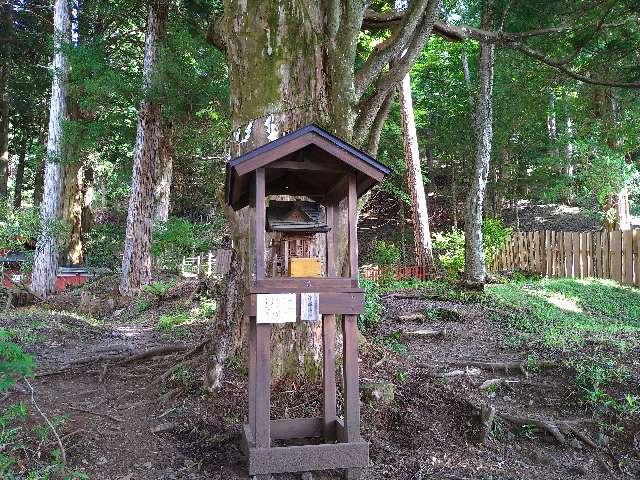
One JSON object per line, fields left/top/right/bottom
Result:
{"left": 354, "top": 0, "right": 435, "bottom": 99}
{"left": 439, "top": 22, "right": 640, "bottom": 89}
{"left": 367, "top": 89, "right": 394, "bottom": 155}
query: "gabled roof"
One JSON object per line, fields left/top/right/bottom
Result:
{"left": 225, "top": 124, "right": 390, "bottom": 210}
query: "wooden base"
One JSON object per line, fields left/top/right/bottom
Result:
{"left": 241, "top": 418, "right": 368, "bottom": 476}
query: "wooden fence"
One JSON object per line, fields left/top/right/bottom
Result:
{"left": 181, "top": 249, "right": 233, "bottom": 278}
{"left": 360, "top": 265, "right": 427, "bottom": 282}
{"left": 490, "top": 229, "right": 640, "bottom": 286}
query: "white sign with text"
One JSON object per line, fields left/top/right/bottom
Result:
{"left": 256, "top": 293, "right": 297, "bottom": 324}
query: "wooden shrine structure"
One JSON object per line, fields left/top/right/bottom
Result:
{"left": 225, "top": 124, "right": 390, "bottom": 478}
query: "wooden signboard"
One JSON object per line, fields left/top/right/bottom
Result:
{"left": 256, "top": 293, "right": 296, "bottom": 324}
{"left": 300, "top": 292, "right": 320, "bottom": 321}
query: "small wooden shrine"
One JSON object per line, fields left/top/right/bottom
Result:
{"left": 225, "top": 124, "right": 390, "bottom": 478}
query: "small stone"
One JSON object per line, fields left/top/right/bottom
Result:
{"left": 596, "top": 432, "right": 610, "bottom": 447}
{"left": 113, "top": 309, "right": 124, "bottom": 317}
{"left": 568, "top": 464, "right": 588, "bottom": 475}
{"left": 98, "top": 456, "right": 107, "bottom": 465}
{"left": 502, "top": 395, "right": 512, "bottom": 402}
{"left": 569, "top": 438, "right": 583, "bottom": 449}
{"left": 361, "top": 381, "right": 395, "bottom": 405}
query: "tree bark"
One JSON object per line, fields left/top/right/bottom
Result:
{"left": 31, "top": 0, "right": 70, "bottom": 297}
{"left": 60, "top": 162, "right": 84, "bottom": 265}
{"left": 464, "top": 1, "right": 495, "bottom": 285}
{"left": 119, "top": 0, "right": 168, "bottom": 296}
{"left": 153, "top": 124, "right": 173, "bottom": 222}
{"left": 13, "top": 137, "right": 26, "bottom": 208}
{"left": 547, "top": 90, "right": 560, "bottom": 159}
{"left": 0, "top": 1, "right": 11, "bottom": 202}
{"left": 398, "top": 73, "right": 435, "bottom": 271}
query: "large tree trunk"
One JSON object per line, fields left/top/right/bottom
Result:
{"left": 153, "top": 124, "right": 173, "bottom": 222}
{"left": 119, "top": 0, "right": 168, "bottom": 296}
{"left": 205, "top": 0, "right": 441, "bottom": 388}
{"left": 398, "top": 73, "right": 435, "bottom": 271}
{"left": 60, "top": 162, "right": 84, "bottom": 265}
{"left": 464, "top": 1, "right": 495, "bottom": 286}
{"left": 0, "top": 1, "right": 11, "bottom": 202}
{"left": 31, "top": 0, "right": 70, "bottom": 297}
{"left": 547, "top": 91, "right": 560, "bottom": 159}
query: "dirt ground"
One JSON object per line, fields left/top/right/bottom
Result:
{"left": 3, "top": 278, "right": 639, "bottom": 480}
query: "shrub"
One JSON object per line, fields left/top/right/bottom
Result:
{"left": 433, "top": 218, "right": 512, "bottom": 277}
{"left": 373, "top": 240, "right": 401, "bottom": 267}
{"left": 84, "top": 223, "right": 125, "bottom": 271}
{"left": 0, "top": 329, "right": 34, "bottom": 392}
{"left": 151, "top": 216, "right": 224, "bottom": 272}
{"left": 157, "top": 311, "right": 191, "bottom": 330}
{"left": 142, "top": 279, "right": 175, "bottom": 300}
{"left": 360, "top": 279, "right": 382, "bottom": 331}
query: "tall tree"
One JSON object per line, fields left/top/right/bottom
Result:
{"left": 464, "top": 0, "right": 495, "bottom": 285}
{"left": 0, "top": 0, "right": 11, "bottom": 201}
{"left": 31, "top": 0, "right": 70, "bottom": 297}
{"left": 398, "top": 73, "right": 435, "bottom": 270}
{"left": 119, "top": 0, "right": 168, "bottom": 296}
{"left": 395, "top": 0, "right": 435, "bottom": 272}
{"left": 204, "top": 0, "right": 442, "bottom": 386}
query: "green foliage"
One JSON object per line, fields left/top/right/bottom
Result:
{"left": 373, "top": 241, "right": 401, "bottom": 267}
{"left": 0, "top": 329, "right": 34, "bottom": 392}
{"left": 487, "top": 278, "right": 640, "bottom": 350}
{"left": 195, "top": 297, "right": 217, "bottom": 319}
{"left": 157, "top": 311, "right": 190, "bottom": 331}
{"left": 433, "top": 219, "right": 512, "bottom": 277}
{"left": 0, "top": 206, "right": 39, "bottom": 252}
{"left": 360, "top": 279, "right": 382, "bottom": 331}
{"left": 142, "top": 280, "right": 175, "bottom": 300}
{"left": 381, "top": 331, "right": 407, "bottom": 355}
{"left": 134, "top": 297, "right": 152, "bottom": 313}
{"left": 433, "top": 228, "right": 465, "bottom": 276}
{"left": 84, "top": 223, "right": 125, "bottom": 271}
{"left": 151, "top": 217, "right": 224, "bottom": 272}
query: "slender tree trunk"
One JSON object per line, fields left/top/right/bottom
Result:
{"left": 0, "top": 1, "right": 11, "bottom": 202}
{"left": 81, "top": 165, "right": 94, "bottom": 233}
{"left": 153, "top": 124, "right": 173, "bottom": 222}
{"left": 398, "top": 73, "right": 435, "bottom": 271}
{"left": 547, "top": 91, "right": 560, "bottom": 159}
{"left": 31, "top": 0, "right": 70, "bottom": 297}
{"left": 119, "top": 0, "right": 168, "bottom": 296}
{"left": 464, "top": 1, "right": 495, "bottom": 286}
{"left": 13, "top": 138, "right": 26, "bottom": 208}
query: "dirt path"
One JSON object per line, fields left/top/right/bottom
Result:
{"left": 3, "top": 287, "right": 638, "bottom": 479}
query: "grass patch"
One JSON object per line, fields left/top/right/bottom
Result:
{"left": 486, "top": 278, "right": 640, "bottom": 351}
{"left": 487, "top": 277, "right": 640, "bottom": 417}
{"left": 157, "top": 311, "right": 191, "bottom": 331}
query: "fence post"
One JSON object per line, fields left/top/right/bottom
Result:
{"left": 207, "top": 251, "right": 213, "bottom": 277}
{"left": 623, "top": 229, "right": 633, "bottom": 285}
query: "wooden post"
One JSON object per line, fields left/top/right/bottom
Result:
{"left": 633, "top": 228, "right": 640, "bottom": 286}
{"left": 348, "top": 174, "right": 358, "bottom": 281}
{"left": 326, "top": 204, "right": 336, "bottom": 277}
{"left": 572, "top": 232, "right": 580, "bottom": 278}
{"left": 342, "top": 314, "right": 360, "bottom": 441}
{"left": 562, "top": 232, "right": 571, "bottom": 277}
{"left": 623, "top": 229, "right": 633, "bottom": 285}
{"left": 256, "top": 168, "right": 266, "bottom": 280}
{"left": 611, "top": 230, "right": 622, "bottom": 282}
{"left": 585, "top": 232, "right": 593, "bottom": 277}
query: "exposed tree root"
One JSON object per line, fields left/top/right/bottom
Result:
{"left": 36, "top": 343, "right": 192, "bottom": 376}
{"left": 68, "top": 406, "right": 124, "bottom": 423}
{"left": 446, "top": 359, "right": 555, "bottom": 375}
{"left": 403, "top": 328, "right": 447, "bottom": 338}
{"left": 25, "top": 379, "right": 66, "bottom": 465}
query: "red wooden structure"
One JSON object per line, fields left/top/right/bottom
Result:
{"left": 225, "top": 124, "right": 390, "bottom": 479}
{"left": 360, "top": 265, "right": 427, "bottom": 282}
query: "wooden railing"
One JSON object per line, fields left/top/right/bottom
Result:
{"left": 490, "top": 229, "right": 640, "bottom": 286}
{"left": 360, "top": 265, "right": 427, "bottom": 282}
